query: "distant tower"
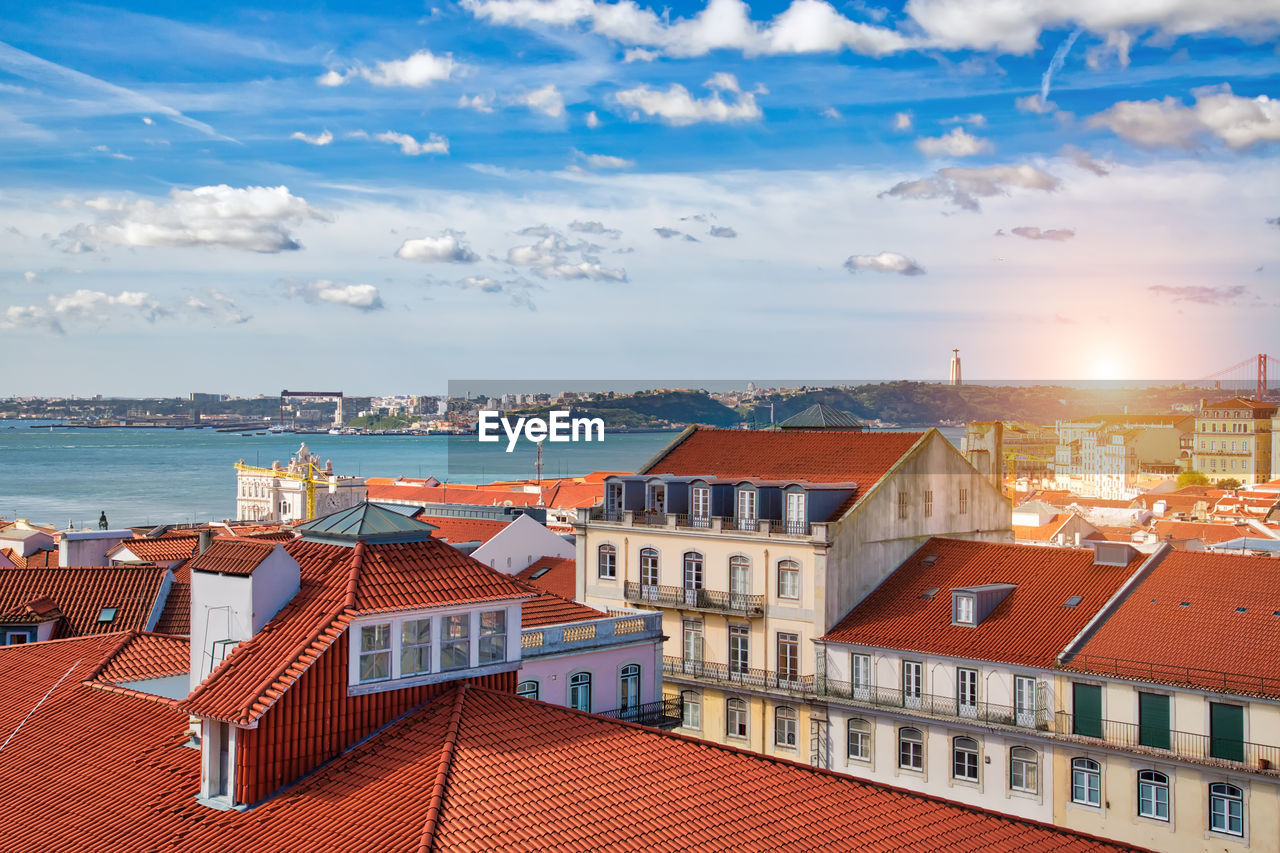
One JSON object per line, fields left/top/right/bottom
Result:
{"left": 949, "top": 349, "right": 963, "bottom": 386}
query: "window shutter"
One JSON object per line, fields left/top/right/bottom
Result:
{"left": 1138, "top": 693, "right": 1170, "bottom": 750}
{"left": 1210, "top": 703, "right": 1245, "bottom": 762}
{"left": 1072, "top": 683, "right": 1103, "bottom": 738}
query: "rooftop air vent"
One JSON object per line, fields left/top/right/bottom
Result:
{"left": 920, "top": 587, "right": 940, "bottom": 600}
{"left": 1236, "top": 607, "right": 1247, "bottom": 613}
{"left": 1064, "top": 595, "right": 1083, "bottom": 609}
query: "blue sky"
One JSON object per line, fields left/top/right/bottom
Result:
{"left": 0, "top": 0, "right": 1277, "bottom": 395}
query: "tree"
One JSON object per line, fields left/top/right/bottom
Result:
{"left": 1216, "top": 478, "right": 1243, "bottom": 490}
{"left": 1177, "top": 470, "right": 1209, "bottom": 488}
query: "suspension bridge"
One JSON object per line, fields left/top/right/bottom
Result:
{"left": 1199, "top": 353, "right": 1280, "bottom": 401}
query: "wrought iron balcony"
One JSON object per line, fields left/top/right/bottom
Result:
{"left": 597, "top": 695, "right": 684, "bottom": 729}
{"left": 1062, "top": 654, "right": 1280, "bottom": 700}
{"left": 586, "top": 507, "right": 817, "bottom": 539}
{"left": 1055, "top": 712, "right": 1280, "bottom": 775}
{"left": 624, "top": 582, "right": 765, "bottom": 617}
{"left": 818, "top": 679, "right": 1051, "bottom": 730}
{"left": 663, "top": 656, "right": 815, "bottom": 697}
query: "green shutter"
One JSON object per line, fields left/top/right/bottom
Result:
{"left": 1138, "top": 693, "right": 1170, "bottom": 750}
{"left": 1210, "top": 703, "right": 1245, "bottom": 762}
{"left": 1073, "top": 683, "right": 1103, "bottom": 739}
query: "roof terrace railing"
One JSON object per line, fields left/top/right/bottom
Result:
{"left": 663, "top": 656, "right": 815, "bottom": 697}
{"left": 625, "top": 582, "right": 765, "bottom": 617}
{"left": 819, "top": 679, "right": 1051, "bottom": 730}
{"left": 597, "top": 695, "right": 684, "bottom": 729}
{"left": 1061, "top": 654, "right": 1280, "bottom": 700}
{"left": 587, "top": 507, "right": 815, "bottom": 538}
{"left": 1055, "top": 711, "right": 1280, "bottom": 774}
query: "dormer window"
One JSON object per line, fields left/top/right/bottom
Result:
{"left": 953, "top": 594, "right": 976, "bottom": 626}
{"left": 359, "top": 624, "right": 392, "bottom": 682}
{"left": 349, "top": 605, "right": 518, "bottom": 693}
{"left": 691, "top": 485, "right": 711, "bottom": 527}
{"left": 441, "top": 614, "right": 470, "bottom": 670}
{"left": 401, "top": 618, "right": 432, "bottom": 676}
{"left": 478, "top": 611, "right": 506, "bottom": 663}
{"left": 736, "top": 487, "right": 757, "bottom": 531}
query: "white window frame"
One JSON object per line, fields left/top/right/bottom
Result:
{"left": 727, "top": 697, "right": 749, "bottom": 739}
{"left": 597, "top": 544, "right": 617, "bottom": 580}
{"left": 478, "top": 610, "right": 506, "bottom": 664}
{"left": 1209, "top": 783, "right": 1244, "bottom": 837}
{"left": 777, "top": 560, "right": 801, "bottom": 600}
{"left": 568, "top": 671, "right": 592, "bottom": 712}
{"left": 957, "top": 667, "right": 978, "bottom": 717}
{"left": 1010, "top": 747, "right": 1039, "bottom": 794}
{"left": 1137, "top": 770, "right": 1169, "bottom": 822}
{"left": 898, "top": 727, "right": 924, "bottom": 771}
{"left": 847, "top": 718, "right": 872, "bottom": 761}
{"left": 682, "top": 690, "right": 702, "bottom": 730}
{"left": 953, "top": 736, "right": 979, "bottom": 782}
{"left": 902, "top": 660, "right": 923, "bottom": 709}
{"left": 775, "top": 705, "right": 798, "bottom": 748}
{"left": 516, "top": 679, "right": 538, "bottom": 699}
{"left": 358, "top": 623, "right": 392, "bottom": 683}
{"left": 851, "top": 653, "right": 872, "bottom": 699}
{"left": 399, "top": 617, "right": 432, "bottom": 677}
{"left": 728, "top": 624, "right": 750, "bottom": 674}
{"left": 691, "top": 485, "right": 711, "bottom": 526}
{"left": 953, "top": 594, "right": 976, "bottom": 625}
{"left": 1071, "top": 757, "right": 1101, "bottom": 807}
{"left": 1015, "top": 675, "right": 1038, "bottom": 726}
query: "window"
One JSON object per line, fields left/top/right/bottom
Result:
{"left": 97, "top": 606, "right": 118, "bottom": 623}
{"left": 691, "top": 486, "right": 711, "bottom": 526}
{"left": 478, "top": 610, "right": 506, "bottom": 664}
{"left": 775, "top": 706, "right": 797, "bottom": 747}
{"left": 902, "top": 660, "right": 923, "bottom": 708}
{"left": 1209, "top": 783, "right": 1243, "bottom": 836}
{"left": 957, "top": 668, "right": 978, "bottom": 717}
{"left": 777, "top": 632, "right": 799, "bottom": 682}
{"left": 683, "top": 620, "right": 703, "bottom": 664}
{"left": 358, "top": 623, "right": 392, "bottom": 683}
{"left": 777, "top": 560, "right": 800, "bottom": 600}
{"left": 852, "top": 653, "right": 872, "bottom": 697}
{"left": 953, "top": 594, "right": 975, "bottom": 625}
{"left": 683, "top": 551, "right": 704, "bottom": 591}
{"left": 568, "top": 672, "right": 591, "bottom": 712}
{"left": 516, "top": 680, "right": 538, "bottom": 700}
{"left": 1010, "top": 747, "right": 1039, "bottom": 793}
{"left": 1015, "top": 676, "right": 1038, "bottom": 726}
{"left": 597, "top": 544, "right": 617, "bottom": 579}
{"left": 898, "top": 491, "right": 909, "bottom": 520}
{"left": 953, "top": 736, "right": 979, "bottom": 781}
{"left": 729, "top": 556, "right": 751, "bottom": 599}
{"left": 605, "top": 482, "right": 624, "bottom": 517}
{"left": 1073, "top": 683, "right": 1103, "bottom": 738}
{"left": 1138, "top": 770, "right": 1169, "bottom": 821}
{"left": 898, "top": 727, "right": 924, "bottom": 771}
{"left": 847, "top": 718, "right": 872, "bottom": 761}
{"left": 1071, "top": 758, "right": 1101, "bottom": 807}
{"left": 682, "top": 690, "right": 702, "bottom": 729}
{"left": 737, "top": 488, "right": 757, "bottom": 527}
{"left": 646, "top": 483, "right": 666, "bottom": 514}
{"left": 727, "top": 698, "right": 748, "bottom": 738}
{"left": 959, "top": 487, "right": 969, "bottom": 515}
{"left": 784, "top": 491, "right": 806, "bottom": 533}
{"left": 1210, "top": 702, "right": 1244, "bottom": 762}
{"left": 440, "top": 613, "right": 470, "bottom": 671}
{"left": 729, "top": 624, "right": 750, "bottom": 674}
{"left": 924, "top": 489, "right": 933, "bottom": 518}
{"left": 400, "top": 618, "right": 432, "bottom": 676}
{"left": 1138, "top": 692, "right": 1170, "bottom": 750}
{"left": 640, "top": 548, "right": 659, "bottom": 590}
{"left": 619, "top": 664, "right": 641, "bottom": 717}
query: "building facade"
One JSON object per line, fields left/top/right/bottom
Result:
{"left": 1191, "top": 397, "right": 1278, "bottom": 486}
{"left": 1054, "top": 415, "right": 1193, "bottom": 499}
{"left": 234, "top": 443, "right": 366, "bottom": 523}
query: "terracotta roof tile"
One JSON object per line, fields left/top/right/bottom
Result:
{"left": 96, "top": 632, "right": 190, "bottom": 684}
{"left": 514, "top": 556, "right": 576, "bottom": 600}
{"left": 1066, "top": 550, "right": 1280, "bottom": 698}
{"left": 1150, "top": 520, "right": 1254, "bottom": 545}
{"left": 153, "top": 582, "right": 190, "bottom": 635}
{"left": 418, "top": 515, "right": 512, "bottom": 546}
{"left": 822, "top": 539, "right": 1145, "bottom": 667}
{"left": 516, "top": 586, "right": 605, "bottom": 628}
{"left": 107, "top": 535, "right": 199, "bottom": 563}
{"left": 0, "top": 547, "right": 59, "bottom": 568}
{"left": 0, "top": 566, "right": 168, "bottom": 637}
{"left": 187, "top": 538, "right": 278, "bottom": 576}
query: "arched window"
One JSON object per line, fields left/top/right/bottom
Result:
{"left": 847, "top": 718, "right": 872, "bottom": 761}
{"left": 775, "top": 705, "right": 797, "bottom": 747}
{"left": 729, "top": 556, "right": 751, "bottom": 597}
{"left": 726, "top": 698, "right": 748, "bottom": 739}
{"left": 639, "top": 548, "right": 659, "bottom": 594}
{"left": 1209, "top": 783, "right": 1243, "bottom": 836}
{"left": 568, "top": 672, "right": 591, "bottom": 712}
{"left": 597, "top": 544, "right": 617, "bottom": 579}
{"left": 1010, "top": 747, "right": 1039, "bottom": 793}
{"left": 516, "top": 680, "right": 538, "bottom": 700}
{"left": 1071, "top": 758, "right": 1101, "bottom": 806}
{"left": 619, "top": 664, "right": 641, "bottom": 717}
{"left": 777, "top": 560, "right": 800, "bottom": 600}
{"left": 898, "top": 727, "right": 923, "bottom": 771}
{"left": 1138, "top": 770, "right": 1169, "bottom": 821}
{"left": 952, "top": 736, "right": 979, "bottom": 781}
{"left": 683, "top": 551, "right": 704, "bottom": 590}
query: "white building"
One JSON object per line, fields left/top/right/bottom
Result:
{"left": 235, "top": 443, "right": 365, "bottom": 523}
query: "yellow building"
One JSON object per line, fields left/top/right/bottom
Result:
{"left": 1192, "top": 397, "right": 1278, "bottom": 486}
{"left": 575, "top": 425, "right": 1011, "bottom": 762}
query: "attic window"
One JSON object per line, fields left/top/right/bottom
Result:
{"left": 1064, "top": 595, "right": 1083, "bottom": 609}
{"left": 1179, "top": 602, "right": 1190, "bottom": 608}
{"left": 1236, "top": 607, "right": 1247, "bottom": 613}
{"left": 920, "top": 587, "right": 940, "bottom": 600}
{"left": 97, "top": 607, "right": 118, "bottom": 623}
{"left": 953, "top": 593, "right": 976, "bottom": 626}
{"left": 922, "top": 555, "right": 940, "bottom": 566}
{"left": 530, "top": 567, "right": 552, "bottom": 580}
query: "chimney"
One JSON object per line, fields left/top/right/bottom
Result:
{"left": 198, "top": 529, "right": 213, "bottom": 555}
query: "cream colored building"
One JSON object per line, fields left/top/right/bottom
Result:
{"left": 1192, "top": 397, "right": 1278, "bottom": 486}
{"left": 575, "top": 426, "right": 1011, "bottom": 763}
{"left": 1054, "top": 415, "right": 1193, "bottom": 499}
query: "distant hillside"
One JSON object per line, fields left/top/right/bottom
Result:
{"left": 511, "top": 390, "right": 739, "bottom": 429}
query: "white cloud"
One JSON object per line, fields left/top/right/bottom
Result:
{"left": 585, "top": 111, "right": 601, "bottom": 128}
{"left": 822, "top": 107, "right": 841, "bottom": 119}
{"left": 1009, "top": 226, "right": 1076, "bottom": 241}
{"left": 141, "top": 116, "right": 154, "bottom": 125}
{"left": 292, "top": 279, "right": 383, "bottom": 311}
{"left": 1016, "top": 94, "right": 1058, "bottom": 115}
{"left": 23, "top": 271, "right": 37, "bottom": 282}
{"left": 940, "top": 113, "right": 986, "bottom": 127}
{"left": 893, "top": 111, "right": 913, "bottom": 131}
{"left": 615, "top": 73, "right": 762, "bottom": 125}
{"left": 184, "top": 289, "right": 251, "bottom": 324}
{"left": 623, "top": 48, "right": 659, "bottom": 62}
{"left": 569, "top": 220, "right": 621, "bottom": 238}
{"left": 459, "top": 94, "right": 495, "bottom": 113}
{"left": 290, "top": 129, "right": 333, "bottom": 146}
{"left": 452, "top": 275, "right": 541, "bottom": 310}
{"left": 395, "top": 231, "right": 480, "bottom": 263}
{"left": 321, "top": 49, "right": 457, "bottom": 88}
{"left": 654, "top": 226, "right": 698, "bottom": 241}
{"left": 0, "top": 288, "right": 166, "bottom": 334}
{"left": 1061, "top": 144, "right": 1110, "bottom": 176}
{"left": 844, "top": 252, "right": 925, "bottom": 275}
{"left": 373, "top": 130, "right": 450, "bottom": 156}
{"left": 880, "top": 163, "right": 1060, "bottom": 210}
{"left": 762, "top": 0, "right": 912, "bottom": 55}
{"left": 709, "top": 225, "right": 738, "bottom": 238}
{"left": 915, "top": 127, "right": 993, "bottom": 157}
{"left": 91, "top": 144, "right": 133, "bottom": 160}
{"left": 1089, "top": 85, "right": 1280, "bottom": 150}
{"left": 573, "top": 148, "right": 635, "bottom": 169}
{"left": 505, "top": 229, "right": 628, "bottom": 280}
{"left": 514, "top": 84, "right": 565, "bottom": 117}
{"left": 55, "top": 185, "right": 329, "bottom": 253}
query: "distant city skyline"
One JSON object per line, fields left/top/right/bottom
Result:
{"left": 0, "top": 0, "right": 1277, "bottom": 394}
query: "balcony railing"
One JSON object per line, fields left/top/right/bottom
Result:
{"left": 597, "top": 695, "right": 684, "bottom": 729}
{"left": 1062, "top": 654, "right": 1280, "bottom": 700}
{"left": 625, "top": 582, "right": 765, "bottom": 617}
{"left": 674, "top": 513, "right": 713, "bottom": 530}
{"left": 819, "top": 679, "right": 1051, "bottom": 729}
{"left": 587, "top": 507, "right": 816, "bottom": 539}
{"left": 663, "top": 656, "right": 814, "bottom": 696}
{"left": 1055, "top": 712, "right": 1280, "bottom": 773}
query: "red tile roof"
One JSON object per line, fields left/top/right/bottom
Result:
{"left": 96, "top": 632, "right": 190, "bottom": 684}
{"left": 366, "top": 476, "right": 603, "bottom": 511}
{"left": 514, "top": 556, "right": 576, "bottom": 600}
{"left": 643, "top": 426, "right": 924, "bottom": 487}
{"left": 418, "top": 514, "right": 512, "bottom": 546}
{"left": 188, "top": 538, "right": 278, "bottom": 576}
{"left": 1150, "top": 520, "right": 1254, "bottom": 545}
{"left": 153, "top": 581, "right": 190, "bottom": 635}
{"left": 0, "top": 646, "right": 1138, "bottom": 853}
{"left": 1065, "top": 550, "right": 1280, "bottom": 698}
{"left": 1202, "top": 396, "right": 1278, "bottom": 413}
{"left": 108, "top": 535, "right": 199, "bottom": 563}
{"left": 0, "top": 566, "right": 168, "bottom": 637}
{"left": 0, "top": 547, "right": 59, "bottom": 568}
{"left": 822, "top": 538, "right": 1145, "bottom": 667}
{"left": 179, "top": 537, "right": 533, "bottom": 724}
{"left": 516, "top": 585, "right": 605, "bottom": 628}
{"left": 1012, "top": 513, "right": 1071, "bottom": 542}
